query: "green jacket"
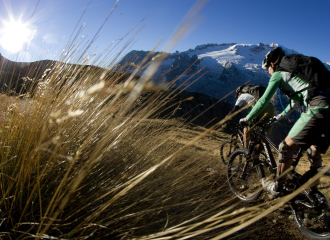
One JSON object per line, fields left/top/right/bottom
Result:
{"left": 246, "top": 71, "right": 308, "bottom": 121}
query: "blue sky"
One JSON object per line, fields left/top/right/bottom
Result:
{"left": 0, "top": 0, "right": 329, "bottom": 63}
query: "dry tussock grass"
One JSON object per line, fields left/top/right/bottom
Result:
{"left": 0, "top": 53, "right": 222, "bottom": 239}
{"left": 0, "top": 2, "right": 237, "bottom": 239}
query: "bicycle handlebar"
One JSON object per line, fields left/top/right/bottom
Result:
{"left": 239, "top": 121, "right": 254, "bottom": 127}
{"left": 242, "top": 117, "right": 277, "bottom": 134}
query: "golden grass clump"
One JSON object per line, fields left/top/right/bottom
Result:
{"left": 0, "top": 55, "right": 220, "bottom": 239}
{"left": 1, "top": 48, "right": 272, "bottom": 239}
{"left": 0, "top": 2, "right": 236, "bottom": 238}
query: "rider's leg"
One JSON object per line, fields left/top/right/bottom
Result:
{"left": 279, "top": 144, "right": 323, "bottom": 189}
{"left": 264, "top": 93, "right": 330, "bottom": 196}
{"left": 280, "top": 93, "right": 330, "bottom": 177}
{"left": 277, "top": 135, "right": 297, "bottom": 179}
{"left": 302, "top": 145, "right": 322, "bottom": 187}
{"left": 262, "top": 135, "right": 296, "bottom": 196}
{"left": 270, "top": 136, "right": 296, "bottom": 194}
{"left": 243, "top": 127, "right": 250, "bottom": 148}
{"left": 308, "top": 145, "right": 322, "bottom": 168}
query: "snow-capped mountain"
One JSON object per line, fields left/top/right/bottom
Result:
{"left": 118, "top": 43, "right": 330, "bottom": 104}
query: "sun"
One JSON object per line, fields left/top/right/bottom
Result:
{"left": 0, "top": 19, "right": 33, "bottom": 53}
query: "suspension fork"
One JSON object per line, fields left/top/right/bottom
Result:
{"left": 238, "top": 140, "right": 257, "bottom": 180}
{"left": 239, "top": 162, "right": 249, "bottom": 180}
{"left": 237, "top": 131, "right": 244, "bottom": 148}
{"left": 246, "top": 137, "right": 257, "bottom": 155}
{"left": 229, "top": 129, "right": 244, "bottom": 149}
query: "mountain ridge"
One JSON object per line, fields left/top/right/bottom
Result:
{"left": 118, "top": 43, "right": 330, "bottom": 104}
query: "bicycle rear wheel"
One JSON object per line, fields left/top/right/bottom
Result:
{"left": 220, "top": 139, "right": 240, "bottom": 167}
{"left": 291, "top": 190, "right": 330, "bottom": 239}
{"left": 226, "top": 148, "right": 262, "bottom": 202}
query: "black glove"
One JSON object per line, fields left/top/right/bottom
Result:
{"left": 239, "top": 117, "right": 251, "bottom": 126}
{"left": 268, "top": 117, "right": 278, "bottom": 125}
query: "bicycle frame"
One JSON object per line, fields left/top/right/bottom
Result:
{"left": 232, "top": 130, "right": 244, "bottom": 147}
{"left": 227, "top": 121, "right": 330, "bottom": 239}
{"left": 245, "top": 126, "right": 309, "bottom": 179}
{"left": 244, "top": 129, "right": 276, "bottom": 175}
{"left": 261, "top": 135, "right": 279, "bottom": 171}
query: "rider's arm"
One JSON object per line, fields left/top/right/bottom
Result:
{"left": 228, "top": 95, "right": 246, "bottom": 115}
{"left": 228, "top": 105, "right": 240, "bottom": 115}
{"left": 235, "top": 95, "right": 247, "bottom": 107}
{"left": 245, "top": 71, "right": 282, "bottom": 121}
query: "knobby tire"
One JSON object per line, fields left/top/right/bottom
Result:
{"left": 291, "top": 190, "right": 330, "bottom": 239}
{"left": 220, "top": 139, "right": 240, "bottom": 167}
{"left": 226, "top": 148, "right": 263, "bottom": 202}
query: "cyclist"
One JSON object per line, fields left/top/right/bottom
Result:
{"left": 228, "top": 85, "right": 275, "bottom": 148}
{"left": 239, "top": 47, "right": 330, "bottom": 196}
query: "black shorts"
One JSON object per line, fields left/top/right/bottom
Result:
{"left": 289, "top": 92, "right": 330, "bottom": 154}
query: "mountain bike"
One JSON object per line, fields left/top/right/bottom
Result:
{"left": 219, "top": 121, "right": 244, "bottom": 167}
{"left": 226, "top": 119, "right": 330, "bottom": 239}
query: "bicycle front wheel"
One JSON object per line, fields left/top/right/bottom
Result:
{"left": 220, "top": 139, "right": 240, "bottom": 167}
{"left": 291, "top": 190, "right": 330, "bottom": 239}
{"left": 226, "top": 148, "right": 262, "bottom": 202}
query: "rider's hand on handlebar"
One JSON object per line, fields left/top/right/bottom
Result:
{"left": 275, "top": 113, "right": 283, "bottom": 121}
{"left": 268, "top": 117, "right": 278, "bottom": 125}
{"left": 239, "top": 117, "right": 250, "bottom": 127}
{"left": 267, "top": 114, "right": 283, "bottom": 126}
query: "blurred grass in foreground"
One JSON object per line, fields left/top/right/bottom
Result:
{"left": 0, "top": 46, "right": 223, "bottom": 239}
{"left": 0, "top": 1, "right": 233, "bottom": 239}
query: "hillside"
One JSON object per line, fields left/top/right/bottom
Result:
{"left": 0, "top": 54, "right": 140, "bottom": 95}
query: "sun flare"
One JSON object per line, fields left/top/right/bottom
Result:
{"left": 0, "top": 19, "right": 33, "bottom": 53}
